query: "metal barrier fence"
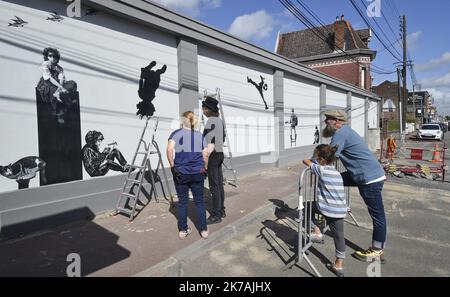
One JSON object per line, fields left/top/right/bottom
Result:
{"left": 380, "top": 135, "right": 447, "bottom": 182}
{"left": 281, "top": 167, "right": 321, "bottom": 276}
{"left": 280, "top": 161, "right": 356, "bottom": 276}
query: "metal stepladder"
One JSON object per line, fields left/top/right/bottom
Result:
{"left": 201, "top": 88, "right": 238, "bottom": 187}
{"left": 114, "top": 117, "right": 174, "bottom": 221}
{"left": 290, "top": 127, "right": 297, "bottom": 147}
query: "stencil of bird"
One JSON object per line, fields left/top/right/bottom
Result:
{"left": 46, "top": 11, "right": 64, "bottom": 22}
{"left": 8, "top": 16, "right": 28, "bottom": 27}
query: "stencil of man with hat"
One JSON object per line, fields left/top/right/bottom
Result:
{"left": 323, "top": 109, "right": 387, "bottom": 263}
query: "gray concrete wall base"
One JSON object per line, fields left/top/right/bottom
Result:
{"left": 278, "top": 145, "right": 316, "bottom": 167}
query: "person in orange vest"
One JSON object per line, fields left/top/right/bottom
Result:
{"left": 386, "top": 135, "right": 397, "bottom": 162}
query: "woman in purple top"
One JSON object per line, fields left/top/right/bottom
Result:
{"left": 167, "top": 111, "right": 209, "bottom": 239}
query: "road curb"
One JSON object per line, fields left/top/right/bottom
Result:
{"left": 133, "top": 193, "right": 298, "bottom": 277}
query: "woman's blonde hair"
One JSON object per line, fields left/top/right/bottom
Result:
{"left": 181, "top": 111, "right": 198, "bottom": 130}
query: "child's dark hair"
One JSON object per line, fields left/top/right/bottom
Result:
{"left": 314, "top": 144, "right": 338, "bottom": 165}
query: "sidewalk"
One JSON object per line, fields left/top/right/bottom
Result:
{"left": 0, "top": 162, "right": 306, "bottom": 277}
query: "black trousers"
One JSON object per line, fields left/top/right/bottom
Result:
{"left": 208, "top": 152, "right": 225, "bottom": 217}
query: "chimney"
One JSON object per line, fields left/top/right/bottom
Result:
{"left": 334, "top": 14, "right": 346, "bottom": 50}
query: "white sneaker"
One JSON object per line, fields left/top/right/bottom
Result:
{"left": 200, "top": 230, "right": 209, "bottom": 239}
{"left": 178, "top": 227, "right": 192, "bottom": 239}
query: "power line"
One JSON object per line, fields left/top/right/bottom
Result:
{"left": 285, "top": 0, "right": 394, "bottom": 75}
{"left": 349, "top": 0, "right": 402, "bottom": 62}
{"left": 357, "top": 0, "right": 403, "bottom": 59}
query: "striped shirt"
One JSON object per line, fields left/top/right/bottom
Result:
{"left": 311, "top": 163, "right": 347, "bottom": 218}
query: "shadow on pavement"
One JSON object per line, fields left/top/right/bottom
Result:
{"left": 0, "top": 207, "right": 130, "bottom": 277}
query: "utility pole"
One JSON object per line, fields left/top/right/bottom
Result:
{"left": 397, "top": 67, "right": 403, "bottom": 134}
{"left": 401, "top": 15, "right": 408, "bottom": 132}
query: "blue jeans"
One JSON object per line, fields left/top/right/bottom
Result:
{"left": 174, "top": 173, "right": 207, "bottom": 232}
{"left": 341, "top": 172, "right": 387, "bottom": 249}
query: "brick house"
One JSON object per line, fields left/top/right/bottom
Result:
{"left": 372, "top": 80, "right": 404, "bottom": 122}
{"left": 275, "top": 15, "right": 376, "bottom": 90}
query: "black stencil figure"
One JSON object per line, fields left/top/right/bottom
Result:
{"left": 247, "top": 75, "right": 269, "bottom": 110}
{"left": 0, "top": 157, "right": 46, "bottom": 189}
{"left": 36, "top": 47, "right": 78, "bottom": 124}
{"left": 285, "top": 109, "right": 298, "bottom": 146}
{"left": 314, "top": 126, "right": 320, "bottom": 144}
{"left": 46, "top": 11, "right": 64, "bottom": 22}
{"left": 35, "top": 47, "right": 82, "bottom": 186}
{"left": 81, "top": 131, "right": 131, "bottom": 177}
{"left": 8, "top": 16, "right": 28, "bottom": 27}
{"left": 136, "top": 61, "right": 167, "bottom": 119}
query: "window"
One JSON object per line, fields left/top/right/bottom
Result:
{"left": 361, "top": 67, "right": 366, "bottom": 89}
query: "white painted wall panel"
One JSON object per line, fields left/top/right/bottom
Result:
{"left": 326, "top": 88, "right": 347, "bottom": 108}
{"left": 368, "top": 100, "right": 378, "bottom": 129}
{"left": 0, "top": 0, "right": 179, "bottom": 193}
{"left": 351, "top": 96, "right": 366, "bottom": 137}
{"left": 284, "top": 75, "right": 320, "bottom": 149}
{"left": 198, "top": 46, "right": 275, "bottom": 157}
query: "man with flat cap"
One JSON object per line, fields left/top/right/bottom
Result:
{"left": 202, "top": 96, "right": 226, "bottom": 224}
{"left": 323, "top": 109, "right": 387, "bottom": 263}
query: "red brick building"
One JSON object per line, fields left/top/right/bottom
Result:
{"left": 275, "top": 15, "right": 376, "bottom": 90}
{"left": 372, "top": 80, "right": 402, "bottom": 121}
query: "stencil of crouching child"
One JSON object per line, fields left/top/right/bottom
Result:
{"left": 36, "top": 47, "right": 77, "bottom": 123}
{"left": 0, "top": 156, "right": 46, "bottom": 189}
{"left": 81, "top": 131, "right": 132, "bottom": 177}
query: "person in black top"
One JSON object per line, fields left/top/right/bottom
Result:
{"left": 202, "top": 97, "right": 226, "bottom": 224}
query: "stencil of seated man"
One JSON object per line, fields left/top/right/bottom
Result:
{"left": 81, "top": 130, "right": 131, "bottom": 177}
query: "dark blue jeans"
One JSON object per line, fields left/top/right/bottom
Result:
{"left": 341, "top": 172, "right": 387, "bottom": 249}
{"left": 174, "top": 173, "right": 207, "bottom": 232}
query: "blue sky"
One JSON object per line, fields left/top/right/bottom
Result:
{"left": 152, "top": 0, "right": 450, "bottom": 115}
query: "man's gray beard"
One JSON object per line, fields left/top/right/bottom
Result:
{"left": 322, "top": 124, "right": 337, "bottom": 138}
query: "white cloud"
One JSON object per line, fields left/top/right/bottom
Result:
{"left": 150, "top": 0, "right": 221, "bottom": 17}
{"left": 228, "top": 10, "right": 275, "bottom": 41}
{"left": 420, "top": 72, "right": 450, "bottom": 89}
{"left": 407, "top": 31, "right": 422, "bottom": 50}
{"left": 416, "top": 52, "right": 450, "bottom": 72}
{"left": 427, "top": 88, "right": 450, "bottom": 116}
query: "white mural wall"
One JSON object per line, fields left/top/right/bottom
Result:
{"left": 284, "top": 75, "right": 320, "bottom": 148}
{"left": 368, "top": 100, "right": 379, "bottom": 129}
{"left": 0, "top": 0, "right": 179, "bottom": 193}
{"left": 352, "top": 95, "right": 366, "bottom": 137}
{"left": 197, "top": 46, "right": 275, "bottom": 157}
{"left": 326, "top": 88, "right": 347, "bottom": 109}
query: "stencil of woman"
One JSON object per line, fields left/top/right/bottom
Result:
{"left": 36, "top": 47, "right": 77, "bottom": 123}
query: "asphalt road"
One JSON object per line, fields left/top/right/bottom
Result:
{"left": 179, "top": 180, "right": 450, "bottom": 277}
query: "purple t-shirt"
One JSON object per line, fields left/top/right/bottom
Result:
{"left": 169, "top": 128, "right": 206, "bottom": 174}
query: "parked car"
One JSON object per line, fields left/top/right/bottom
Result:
{"left": 417, "top": 124, "right": 444, "bottom": 140}
{"left": 439, "top": 122, "right": 448, "bottom": 133}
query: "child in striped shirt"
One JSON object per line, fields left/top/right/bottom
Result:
{"left": 303, "top": 144, "right": 347, "bottom": 277}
